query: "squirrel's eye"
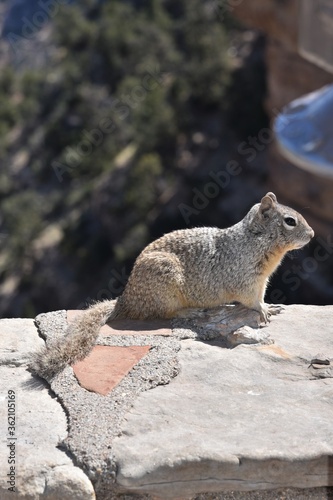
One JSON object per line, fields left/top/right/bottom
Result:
{"left": 284, "top": 216, "right": 296, "bottom": 227}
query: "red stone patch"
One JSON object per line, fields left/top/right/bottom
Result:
{"left": 67, "top": 309, "right": 171, "bottom": 395}
{"left": 72, "top": 345, "right": 151, "bottom": 396}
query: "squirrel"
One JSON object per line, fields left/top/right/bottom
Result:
{"left": 30, "top": 192, "right": 314, "bottom": 378}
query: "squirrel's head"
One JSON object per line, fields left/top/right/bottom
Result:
{"left": 248, "top": 192, "right": 314, "bottom": 251}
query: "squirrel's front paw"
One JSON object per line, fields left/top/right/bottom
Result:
{"left": 259, "top": 303, "right": 284, "bottom": 323}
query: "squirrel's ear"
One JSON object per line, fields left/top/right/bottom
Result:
{"left": 265, "top": 192, "right": 277, "bottom": 203}
{"left": 259, "top": 194, "right": 275, "bottom": 218}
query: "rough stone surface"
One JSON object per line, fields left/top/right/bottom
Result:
{"left": 227, "top": 325, "right": 272, "bottom": 346}
{"left": 172, "top": 303, "right": 262, "bottom": 342}
{"left": 35, "top": 309, "right": 68, "bottom": 343}
{"left": 3, "top": 305, "right": 333, "bottom": 499}
{"left": 32, "top": 304, "right": 264, "bottom": 497}
{"left": 0, "top": 318, "right": 44, "bottom": 366}
{"left": 0, "top": 318, "right": 95, "bottom": 500}
{"left": 35, "top": 309, "right": 181, "bottom": 498}
{"left": 113, "top": 305, "right": 333, "bottom": 498}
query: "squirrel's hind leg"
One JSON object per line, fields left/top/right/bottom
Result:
{"left": 117, "top": 251, "right": 187, "bottom": 320}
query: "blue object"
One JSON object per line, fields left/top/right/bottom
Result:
{"left": 274, "top": 84, "right": 333, "bottom": 178}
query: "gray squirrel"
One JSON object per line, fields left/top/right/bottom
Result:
{"left": 30, "top": 192, "right": 314, "bottom": 378}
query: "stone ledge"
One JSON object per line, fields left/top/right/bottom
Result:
{"left": 1, "top": 305, "right": 333, "bottom": 499}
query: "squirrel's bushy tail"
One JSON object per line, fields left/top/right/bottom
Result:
{"left": 30, "top": 300, "right": 117, "bottom": 379}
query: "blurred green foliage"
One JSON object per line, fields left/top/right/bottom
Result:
{"left": 0, "top": 0, "right": 235, "bottom": 315}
